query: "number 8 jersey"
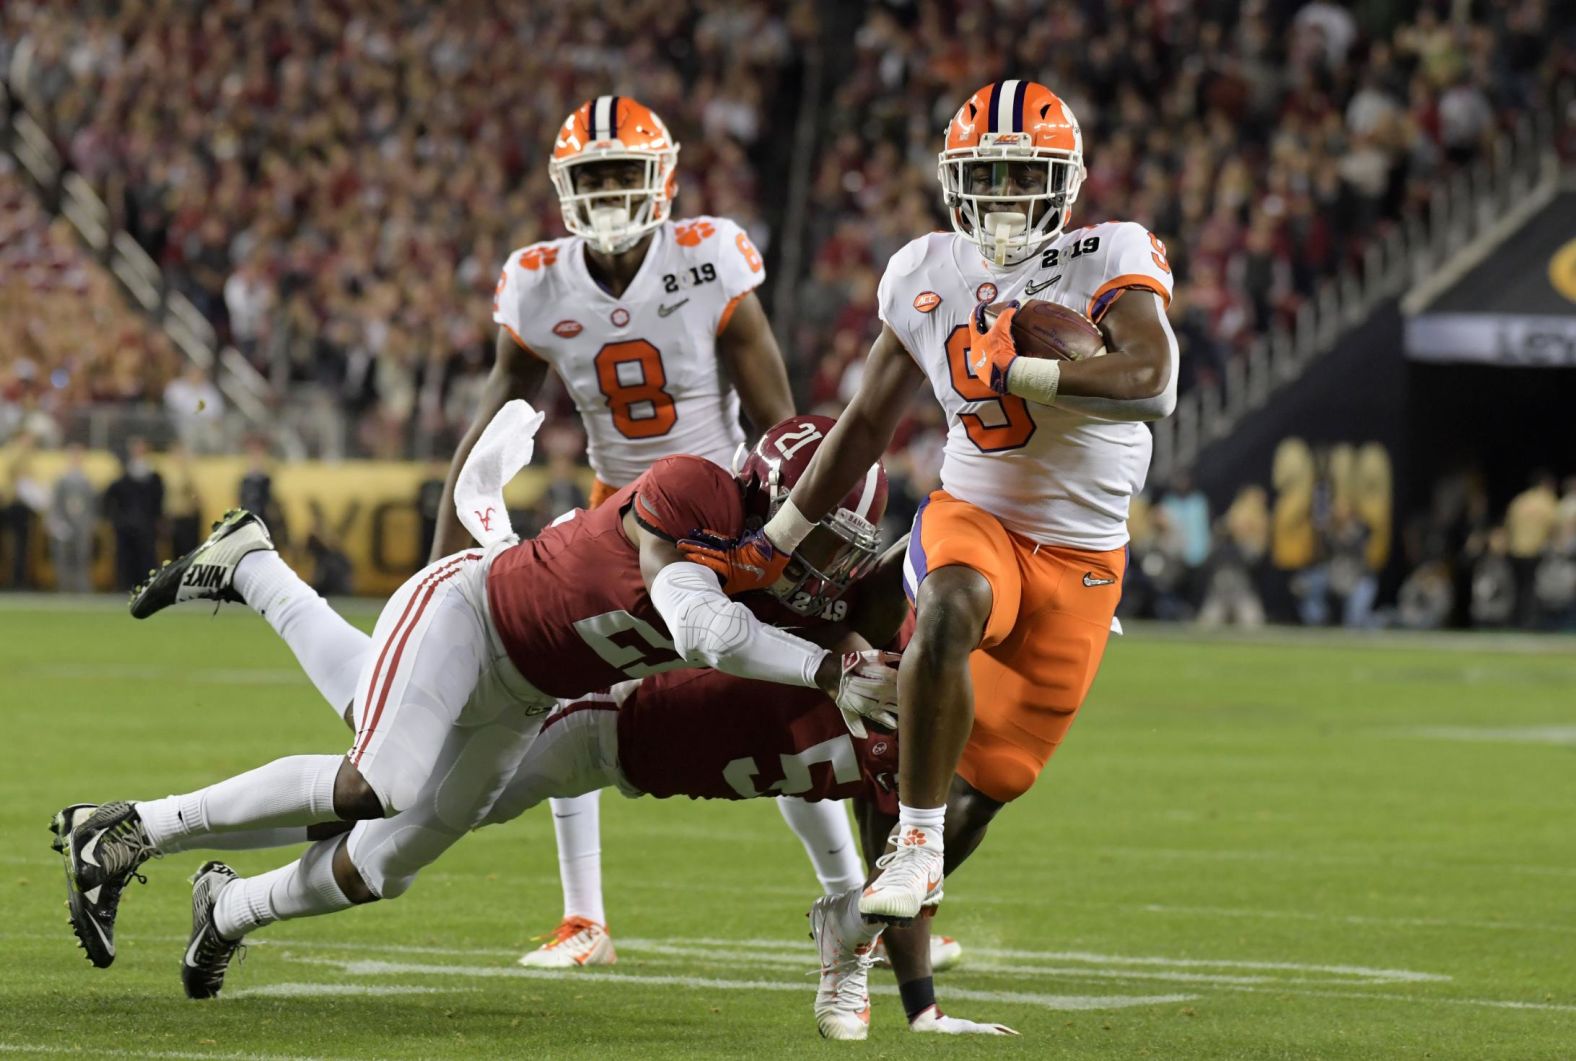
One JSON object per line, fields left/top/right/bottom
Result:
{"left": 877, "top": 221, "right": 1174, "bottom": 550}
{"left": 492, "top": 215, "right": 767, "bottom": 487}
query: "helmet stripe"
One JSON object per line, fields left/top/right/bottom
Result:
{"left": 591, "top": 95, "right": 614, "bottom": 140}
{"left": 994, "top": 79, "right": 1020, "bottom": 135}
{"left": 608, "top": 95, "right": 621, "bottom": 138}
{"left": 985, "top": 80, "right": 1001, "bottom": 133}
{"left": 1011, "top": 80, "right": 1028, "bottom": 132}
{"left": 854, "top": 462, "right": 880, "bottom": 520}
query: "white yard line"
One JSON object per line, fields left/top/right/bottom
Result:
{"left": 1403, "top": 725, "right": 1576, "bottom": 747}
{"left": 1137, "top": 902, "right": 1576, "bottom": 936}
{"left": 0, "top": 1044, "right": 335, "bottom": 1061}
{"left": 281, "top": 955, "right": 1195, "bottom": 1012}
{"left": 228, "top": 982, "right": 471, "bottom": 999}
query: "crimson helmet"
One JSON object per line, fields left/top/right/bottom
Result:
{"left": 735, "top": 415, "right": 888, "bottom": 617}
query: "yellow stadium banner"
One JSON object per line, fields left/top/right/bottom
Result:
{"left": 10, "top": 450, "right": 592, "bottom": 597}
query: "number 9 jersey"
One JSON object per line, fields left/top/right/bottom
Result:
{"left": 877, "top": 221, "right": 1174, "bottom": 551}
{"left": 492, "top": 215, "right": 767, "bottom": 489}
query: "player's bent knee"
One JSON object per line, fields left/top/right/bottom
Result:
{"left": 330, "top": 838, "right": 380, "bottom": 905}
{"left": 332, "top": 759, "right": 387, "bottom": 821}
{"left": 912, "top": 568, "right": 993, "bottom": 664}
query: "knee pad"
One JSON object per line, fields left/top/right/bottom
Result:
{"left": 957, "top": 737, "right": 1045, "bottom": 804}
{"left": 346, "top": 819, "right": 463, "bottom": 901}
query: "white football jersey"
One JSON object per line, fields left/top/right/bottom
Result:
{"left": 493, "top": 216, "right": 766, "bottom": 487}
{"left": 877, "top": 221, "right": 1174, "bottom": 550}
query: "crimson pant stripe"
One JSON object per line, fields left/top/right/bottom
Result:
{"left": 350, "top": 555, "right": 478, "bottom": 763}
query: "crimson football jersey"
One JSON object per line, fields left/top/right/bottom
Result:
{"left": 614, "top": 667, "right": 899, "bottom": 813}
{"left": 486, "top": 454, "right": 745, "bottom": 698}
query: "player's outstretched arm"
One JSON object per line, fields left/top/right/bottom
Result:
{"left": 716, "top": 291, "right": 795, "bottom": 431}
{"left": 430, "top": 329, "right": 551, "bottom": 560}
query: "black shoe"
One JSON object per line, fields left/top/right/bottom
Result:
{"left": 183, "top": 861, "right": 244, "bottom": 999}
{"left": 129, "top": 509, "right": 274, "bottom": 619}
{"left": 55, "top": 801, "right": 157, "bottom": 968}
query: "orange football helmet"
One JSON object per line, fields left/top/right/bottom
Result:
{"left": 548, "top": 95, "right": 680, "bottom": 254}
{"left": 937, "top": 79, "right": 1085, "bottom": 265}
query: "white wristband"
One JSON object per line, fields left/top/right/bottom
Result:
{"left": 1006, "top": 357, "right": 1061, "bottom": 406}
{"left": 763, "top": 498, "right": 816, "bottom": 552}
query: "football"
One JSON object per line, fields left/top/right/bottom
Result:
{"left": 984, "top": 299, "right": 1107, "bottom": 361}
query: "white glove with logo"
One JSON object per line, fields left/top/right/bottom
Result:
{"left": 833, "top": 649, "right": 901, "bottom": 738}
{"left": 909, "top": 1005, "right": 1019, "bottom": 1036}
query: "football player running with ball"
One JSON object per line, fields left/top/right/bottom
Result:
{"left": 682, "top": 78, "right": 1179, "bottom": 1017}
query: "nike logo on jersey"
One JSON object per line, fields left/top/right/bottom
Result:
{"left": 657, "top": 298, "right": 690, "bottom": 317}
{"left": 1082, "top": 572, "right": 1117, "bottom": 587}
{"left": 1023, "top": 275, "right": 1062, "bottom": 297}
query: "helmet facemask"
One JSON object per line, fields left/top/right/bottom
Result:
{"left": 771, "top": 506, "right": 884, "bottom": 618}
{"left": 549, "top": 152, "right": 677, "bottom": 255}
{"left": 939, "top": 137, "right": 1084, "bottom": 266}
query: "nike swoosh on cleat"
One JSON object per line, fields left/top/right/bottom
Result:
{"left": 184, "top": 932, "right": 207, "bottom": 968}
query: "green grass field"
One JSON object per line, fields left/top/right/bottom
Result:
{"left": 2, "top": 597, "right": 1574, "bottom": 1060}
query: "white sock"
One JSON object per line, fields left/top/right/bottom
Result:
{"left": 776, "top": 796, "right": 864, "bottom": 893}
{"left": 213, "top": 836, "right": 351, "bottom": 939}
{"left": 234, "top": 551, "right": 371, "bottom": 719}
{"left": 135, "top": 754, "right": 342, "bottom": 852}
{"left": 550, "top": 791, "right": 605, "bottom": 925}
{"left": 159, "top": 826, "right": 310, "bottom": 855}
{"left": 830, "top": 885, "right": 885, "bottom": 945}
{"left": 897, "top": 802, "right": 946, "bottom": 848}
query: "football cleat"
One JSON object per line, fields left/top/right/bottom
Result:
{"left": 517, "top": 917, "right": 617, "bottom": 968}
{"left": 55, "top": 801, "right": 157, "bottom": 968}
{"left": 909, "top": 1004, "right": 1019, "bottom": 1036}
{"left": 809, "top": 894, "right": 877, "bottom": 1041}
{"left": 129, "top": 508, "right": 273, "bottom": 619}
{"left": 858, "top": 827, "right": 945, "bottom": 922}
{"left": 871, "top": 932, "right": 964, "bottom": 973}
{"left": 182, "top": 861, "right": 244, "bottom": 999}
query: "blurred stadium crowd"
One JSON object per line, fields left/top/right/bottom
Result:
{"left": 0, "top": 0, "right": 1572, "bottom": 628}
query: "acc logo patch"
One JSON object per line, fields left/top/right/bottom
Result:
{"left": 975, "top": 282, "right": 998, "bottom": 303}
{"left": 610, "top": 307, "right": 631, "bottom": 328}
{"left": 552, "top": 320, "right": 583, "bottom": 338}
{"left": 1549, "top": 238, "right": 1576, "bottom": 304}
{"left": 913, "top": 291, "right": 942, "bottom": 313}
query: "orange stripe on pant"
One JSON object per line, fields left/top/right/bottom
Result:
{"left": 909, "top": 489, "right": 1125, "bottom": 802}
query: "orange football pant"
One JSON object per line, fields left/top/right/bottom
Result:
{"left": 904, "top": 489, "right": 1124, "bottom": 802}
{"left": 589, "top": 477, "right": 620, "bottom": 509}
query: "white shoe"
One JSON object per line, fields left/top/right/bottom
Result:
{"left": 909, "top": 1004, "right": 1018, "bottom": 1036}
{"left": 517, "top": 917, "right": 616, "bottom": 969}
{"left": 858, "top": 826, "right": 944, "bottom": 921}
{"left": 809, "top": 894, "right": 877, "bottom": 1040}
{"left": 871, "top": 932, "right": 963, "bottom": 973}
{"left": 129, "top": 509, "right": 274, "bottom": 619}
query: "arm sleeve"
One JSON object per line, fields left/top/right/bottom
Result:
{"left": 631, "top": 456, "right": 744, "bottom": 542}
{"left": 1084, "top": 222, "right": 1175, "bottom": 324}
{"left": 709, "top": 217, "right": 767, "bottom": 334}
{"left": 649, "top": 561, "right": 829, "bottom": 688}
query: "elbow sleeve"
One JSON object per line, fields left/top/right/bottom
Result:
{"left": 650, "top": 562, "right": 826, "bottom": 688}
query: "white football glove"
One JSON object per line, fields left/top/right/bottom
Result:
{"left": 833, "top": 649, "right": 901, "bottom": 738}
{"left": 908, "top": 1005, "right": 1019, "bottom": 1036}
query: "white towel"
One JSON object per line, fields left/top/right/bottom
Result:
{"left": 454, "top": 399, "right": 545, "bottom": 547}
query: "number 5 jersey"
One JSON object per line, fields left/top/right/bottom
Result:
{"left": 492, "top": 216, "right": 767, "bottom": 489}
